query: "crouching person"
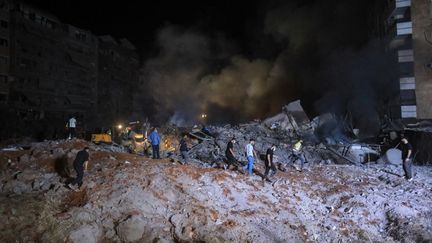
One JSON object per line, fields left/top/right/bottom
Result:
{"left": 67, "top": 147, "right": 90, "bottom": 192}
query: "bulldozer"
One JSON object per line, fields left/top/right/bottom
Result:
{"left": 91, "top": 120, "right": 151, "bottom": 155}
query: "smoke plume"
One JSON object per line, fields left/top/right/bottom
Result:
{"left": 140, "top": 0, "right": 395, "bottom": 136}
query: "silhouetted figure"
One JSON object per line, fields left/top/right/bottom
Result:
{"left": 67, "top": 147, "right": 90, "bottom": 191}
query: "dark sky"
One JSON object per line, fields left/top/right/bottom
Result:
{"left": 22, "top": 0, "right": 263, "bottom": 54}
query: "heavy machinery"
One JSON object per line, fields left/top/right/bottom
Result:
{"left": 91, "top": 120, "right": 152, "bottom": 155}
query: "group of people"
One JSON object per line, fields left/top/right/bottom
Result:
{"left": 224, "top": 138, "right": 306, "bottom": 182}
{"left": 65, "top": 128, "right": 415, "bottom": 192}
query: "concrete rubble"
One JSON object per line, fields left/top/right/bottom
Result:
{"left": 0, "top": 118, "right": 432, "bottom": 242}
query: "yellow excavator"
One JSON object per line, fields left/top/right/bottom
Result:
{"left": 91, "top": 121, "right": 151, "bottom": 154}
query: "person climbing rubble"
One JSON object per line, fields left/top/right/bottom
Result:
{"left": 225, "top": 138, "right": 238, "bottom": 170}
{"left": 400, "top": 137, "right": 414, "bottom": 181}
{"left": 67, "top": 116, "right": 77, "bottom": 139}
{"left": 291, "top": 139, "right": 306, "bottom": 172}
{"left": 244, "top": 139, "right": 259, "bottom": 176}
{"left": 263, "top": 144, "right": 277, "bottom": 182}
{"left": 179, "top": 134, "right": 189, "bottom": 164}
{"left": 149, "top": 127, "right": 161, "bottom": 159}
{"left": 66, "top": 147, "right": 90, "bottom": 192}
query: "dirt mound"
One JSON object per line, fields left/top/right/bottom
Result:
{"left": 1, "top": 138, "right": 432, "bottom": 242}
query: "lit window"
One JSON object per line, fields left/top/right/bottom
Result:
{"left": 401, "top": 105, "right": 417, "bottom": 118}
{"left": 399, "top": 77, "right": 415, "bottom": 90}
{"left": 396, "top": 0, "right": 411, "bottom": 8}
{"left": 397, "top": 22, "right": 412, "bottom": 35}
{"left": 398, "top": 49, "right": 414, "bottom": 62}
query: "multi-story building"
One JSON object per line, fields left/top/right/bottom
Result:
{"left": 97, "top": 35, "right": 139, "bottom": 125}
{"left": 0, "top": 0, "right": 10, "bottom": 104}
{"left": 9, "top": 2, "right": 98, "bottom": 122}
{"left": 388, "top": 0, "right": 432, "bottom": 120}
{"left": 0, "top": 1, "right": 140, "bottom": 136}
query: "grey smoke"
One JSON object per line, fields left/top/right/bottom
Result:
{"left": 140, "top": 0, "right": 394, "bottom": 137}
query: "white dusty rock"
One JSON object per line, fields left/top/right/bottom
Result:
{"left": 116, "top": 215, "right": 147, "bottom": 242}
{"left": 68, "top": 224, "right": 101, "bottom": 243}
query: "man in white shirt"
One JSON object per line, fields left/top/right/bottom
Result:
{"left": 244, "top": 139, "right": 258, "bottom": 176}
{"left": 68, "top": 116, "right": 77, "bottom": 139}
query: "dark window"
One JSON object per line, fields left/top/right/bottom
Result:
{"left": 400, "top": 90, "right": 416, "bottom": 105}
{"left": 0, "top": 20, "right": 8, "bottom": 28}
{"left": 0, "top": 38, "right": 8, "bottom": 47}
{"left": 75, "top": 31, "right": 86, "bottom": 41}
{"left": 0, "top": 56, "right": 7, "bottom": 64}
{"left": 0, "top": 74, "right": 7, "bottom": 83}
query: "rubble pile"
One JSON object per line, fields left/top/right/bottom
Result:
{"left": 0, "top": 125, "right": 432, "bottom": 242}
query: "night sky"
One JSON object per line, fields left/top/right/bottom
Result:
{"left": 22, "top": 0, "right": 379, "bottom": 56}
{"left": 23, "top": 0, "right": 264, "bottom": 55}
{"left": 23, "top": 0, "right": 392, "bottom": 134}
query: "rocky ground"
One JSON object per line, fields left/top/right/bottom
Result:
{"left": 1, "top": 138, "right": 432, "bottom": 243}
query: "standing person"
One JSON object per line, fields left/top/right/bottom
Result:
{"left": 292, "top": 140, "right": 306, "bottom": 172}
{"left": 67, "top": 147, "right": 90, "bottom": 192}
{"left": 225, "top": 138, "right": 238, "bottom": 170}
{"left": 244, "top": 139, "right": 258, "bottom": 176}
{"left": 179, "top": 134, "right": 189, "bottom": 164}
{"left": 263, "top": 144, "right": 277, "bottom": 182}
{"left": 67, "top": 116, "right": 77, "bottom": 139}
{"left": 400, "top": 137, "right": 414, "bottom": 181}
{"left": 149, "top": 128, "right": 161, "bottom": 159}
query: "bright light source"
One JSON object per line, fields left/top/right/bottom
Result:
{"left": 118, "top": 124, "right": 123, "bottom": 129}
{"left": 201, "top": 113, "right": 207, "bottom": 119}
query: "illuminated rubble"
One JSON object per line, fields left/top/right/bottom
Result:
{"left": 0, "top": 122, "right": 431, "bottom": 242}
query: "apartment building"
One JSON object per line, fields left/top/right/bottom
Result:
{"left": 388, "top": 0, "right": 432, "bottom": 120}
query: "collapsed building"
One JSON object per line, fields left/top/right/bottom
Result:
{"left": 0, "top": 107, "right": 432, "bottom": 242}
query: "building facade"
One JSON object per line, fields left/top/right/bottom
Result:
{"left": 97, "top": 35, "right": 139, "bottom": 125}
{"left": 9, "top": 2, "right": 98, "bottom": 122}
{"left": 0, "top": 0, "right": 10, "bottom": 104}
{"left": 0, "top": 0, "right": 140, "bottom": 135}
{"left": 388, "top": 0, "right": 432, "bottom": 120}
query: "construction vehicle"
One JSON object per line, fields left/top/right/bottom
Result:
{"left": 118, "top": 121, "right": 152, "bottom": 154}
{"left": 91, "top": 133, "right": 113, "bottom": 144}
{"left": 91, "top": 121, "right": 151, "bottom": 155}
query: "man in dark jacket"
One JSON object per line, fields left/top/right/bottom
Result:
{"left": 400, "top": 137, "right": 414, "bottom": 181}
{"left": 67, "top": 147, "right": 90, "bottom": 191}
{"left": 179, "top": 134, "right": 189, "bottom": 164}
{"left": 225, "top": 138, "right": 237, "bottom": 170}
{"left": 263, "top": 144, "right": 277, "bottom": 182}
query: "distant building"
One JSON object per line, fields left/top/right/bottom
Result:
{"left": 0, "top": 0, "right": 10, "bottom": 104}
{"left": 388, "top": 0, "right": 432, "bottom": 120}
{"left": 97, "top": 35, "right": 139, "bottom": 126}
{"left": 8, "top": 2, "right": 98, "bottom": 122}
{"left": 0, "top": 0, "right": 140, "bottom": 131}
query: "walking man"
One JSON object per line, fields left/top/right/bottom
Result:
{"left": 244, "top": 139, "right": 258, "bottom": 176}
{"left": 292, "top": 139, "right": 306, "bottom": 172}
{"left": 263, "top": 144, "right": 277, "bottom": 182}
{"left": 68, "top": 116, "right": 77, "bottom": 139}
{"left": 400, "top": 137, "right": 414, "bottom": 181}
{"left": 149, "top": 128, "right": 161, "bottom": 159}
{"left": 67, "top": 147, "right": 90, "bottom": 191}
{"left": 179, "top": 134, "right": 189, "bottom": 164}
{"left": 225, "top": 138, "right": 237, "bottom": 170}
